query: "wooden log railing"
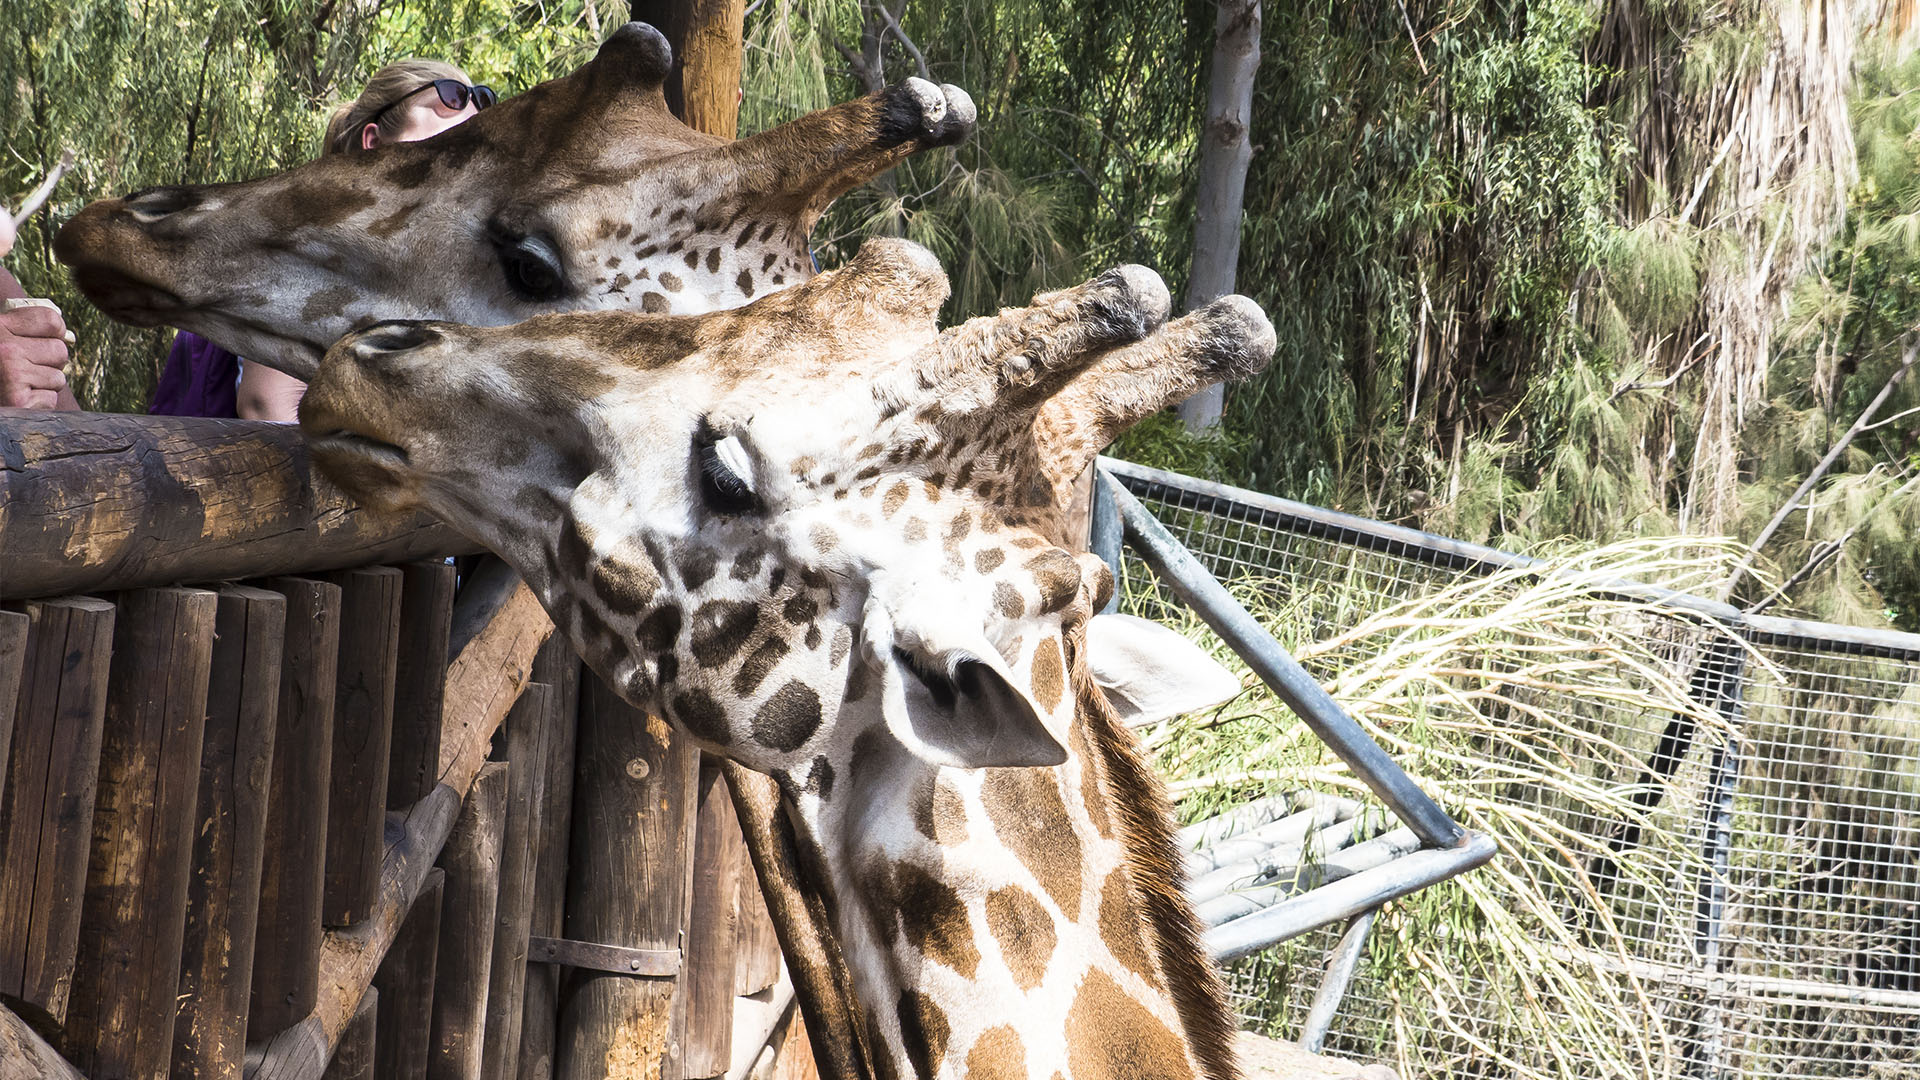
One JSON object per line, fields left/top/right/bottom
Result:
{"left": 0, "top": 412, "right": 793, "bottom": 1080}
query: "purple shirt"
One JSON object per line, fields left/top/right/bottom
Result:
{"left": 149, "top": 331, "right": 239, "bottom": 418}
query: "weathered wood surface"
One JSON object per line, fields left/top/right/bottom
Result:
{"left": 67, "top": 587, "right": 217, "bottom": 1079}
{"left": 732, "top": 826, "right": 781, "bottom": 999}
{"left": 0, "top": 611, "right": 24, "bottom": 825}
{"left": 684, "top": 761, "right": 744, "bottom": 1078}
{"left": 431, "top": 762, "right": 509, "bottom": 1080}
{"left": 373, "top": 867, "right": 445, "bottom": 1080}
{"left": 250, "top": 578, "right": 342, "bottom": 1040}
{"left": 1, "top": 1000, "right": 86, "bottom": 1080}
{"left": 0, "top": 410, "right": 478, "bottom": 601}
{"left": 556, "top": 675, "right": 700, "bottom": 1080}
{"left": 482, "top": 685, "right": 555, "bottom": 1080}
{"left": 322, "top": 988, "right": 378, "bottom": 1080}
{"left": 245, "top": 584, "right": 552, "bottom": 1080}
{"left": 390, "top": 560, "right": 457, "bottom": 805}
{"left": 518, "top": 637, "right": 581, "bottom": 1080}
{"left": 175, "top": 586, "right": 286, "bottom": 1080}
{"left": 324, "top": 567, "right": 404, "bottom": 928}
{"left": 0, "top": 596, "right": 113, "bottom": 1024}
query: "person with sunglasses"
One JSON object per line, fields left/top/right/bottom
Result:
{"left": 149, "top": 60, "right": 496, "bottom": 421}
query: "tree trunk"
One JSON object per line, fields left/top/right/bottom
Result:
{"left": 1176, "top": 0, "right": 1261, "bottom": 432}
{"left": 630, "top": 0, "right": 746, "bottom": 136}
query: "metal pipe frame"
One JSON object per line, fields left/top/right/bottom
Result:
{"left": 1104, "top": 471, "right": 1468, "bottom": 850}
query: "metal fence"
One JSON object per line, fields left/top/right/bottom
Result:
{"left": 1102, "top": 458, "right": 1920, "bottom": 1080}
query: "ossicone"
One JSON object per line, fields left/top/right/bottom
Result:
{"left": 592, "top": 23, "right": 675, "bottom": 90}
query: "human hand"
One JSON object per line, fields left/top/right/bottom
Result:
{"left": 0, "top": 211, "right": 14, "bottom": 258}
{"left": 0, "top": 298, "right": 75, "bottom": 410}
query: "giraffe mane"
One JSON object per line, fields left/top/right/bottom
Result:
{"left": 1068, "top": 623, "right": 1242, "bottom": 1080}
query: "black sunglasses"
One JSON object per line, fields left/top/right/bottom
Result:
{"left": 368, "top": 79, "right": 497, "bottom": 128}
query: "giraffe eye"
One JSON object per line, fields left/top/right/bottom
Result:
{"left": 695, "top": 431, "right": 759, "bottom": 515}
{"left": 491, "top": 230, "right": 568, "bottom": 302}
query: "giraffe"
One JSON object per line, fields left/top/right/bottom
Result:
{"left": 52, "top": 22, "right": 975, "bottom": 382}
{"left": 295, "top": 237, "right": 1277, "bottom": 1079}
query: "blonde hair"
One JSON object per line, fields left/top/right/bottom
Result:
{"left": 323, "top": 59, "right": 475, "bottom": 157}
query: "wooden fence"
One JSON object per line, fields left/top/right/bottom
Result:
{"left": 0, "top": 411, "right": 810, "bottom": 1080}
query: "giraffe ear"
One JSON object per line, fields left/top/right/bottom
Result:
{"left": 1086, "top": 614, "right": 1242, "bottom": 727}
{"left": 864, "top": 599, "right": 1068, "bottom": 770}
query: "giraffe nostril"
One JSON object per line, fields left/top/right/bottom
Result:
{"left": 124, "top": 187, "right": 201, "bottom": 223}
{"left": 352, "top": 322, "right": 439, "bottom": 356}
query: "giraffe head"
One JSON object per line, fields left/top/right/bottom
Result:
{"left": 299, "top": 237, "right": 1270, "bottom": 780}
{"left": 53, "top": 23, "right": 974, "bottom": 382}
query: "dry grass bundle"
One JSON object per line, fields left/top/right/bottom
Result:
{"left": 1139, "top": 537, "right": 1774, "bottom": 1079}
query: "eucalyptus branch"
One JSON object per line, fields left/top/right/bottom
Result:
{"left": 1608, "top": 352, "right": 1702, "bottom": 403}
{"left": 1747, "top": 472, "right": 1920, "bottom": 615}
{"left": 9, "top": 149, "right": 75, "bottom": 229}
{"left": 1719, "top": 334, "right": 1920, "bottom": 603}
{"left": 875, "top": 2, "right": 931, "bottom": 82}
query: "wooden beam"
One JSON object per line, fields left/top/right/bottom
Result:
{"left": 683, "top": 761, "right": 744, "bottom": 1078}
{"left": 322, "top": 989, "right": 378, "bottom": 1080}
{"left": 390, "top": 560, "right": 457, "bottom": 806}
{"left": 66, "top": 587, "right": 218, "bottom": 1079}
{"left": 175, "top": 586, "right": 286, "bottom": 1080}
{"left": 0, "top": 410, "right": 476, "bottom": 601}
{"left": 323, "top": 567, "right": 404, "bottom": 928}
{"left": 517, "top": 638, "right": 581, "bottom": 1080}
{"left": 481, "top": 685, "right": 555, "bottom": 1080}
{"left": 249, "top": 578, "right": 342, "bottom": 1040}
{"left": 244, "top": 583, "right": 552, "bottom": 1080}
{"left": 429, "top": 762, "right": 509, "bottom": 1080}
{"left": 1, "top": 1001, "right": 85, "bottom": 1080}
{"left": 0, "top": 597, "right": 114, "bottom": 1025}
{"left": 556, "top": 674, "right": 700, "bottom": 1080}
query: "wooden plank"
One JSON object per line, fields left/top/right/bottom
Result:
{"left": 175, "top": 586, "right": 286, "bottom": 1080}
{"left": 389, "top": 561, "right": 456, "bottom": 806}
{"left": 517, "top": 637, "right": 580, "bottom": 1080}
{"left": 244, "top": 582, "right": 552, "bottom": 1080}
{"left": 555, "top": 674, "right": 700, "bottom": 1080}
{"left": 429, "top": 762, "right": 510, "bottom": 1080}
{"left": 65, "top": 587, "right": 218, "bottom": 1079}
{"left": 1, "top": 1000, "right": 86, "bottom": 1080}
{"left": 325, "top": 566, "right": 404, "bottom": 928}
{"left": 0, "top": 411, "right": 476, "bottom": 601}
{"left": 373, "top": 868, "right": 445, "bottom": 1080}
{"left": 481, "top": 685, "right": 554, "bottom": 1080}
{"left": 322, "top": 988, "right": 378, "bottom": 1080}
{"left": 682, "top": 761, "right": 743, "bottom": 1078}
{"left": 732, "top": 823, "right": 781, "bottom": 998}
{"left": 0, "top": 596, "right": 113, "bottom": 1024}
{"left": 769, "top": 1004, "right": 817, "bottom": 1080}
{"left": 0, "top": 611, "right": 25, "bottom": 833}
{"left": 250, "top": 577, "right": 342, "bottom": 1040}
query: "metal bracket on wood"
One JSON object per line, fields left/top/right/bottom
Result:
{"left": 527, "top": 936, "right": 681, "bottom": 977}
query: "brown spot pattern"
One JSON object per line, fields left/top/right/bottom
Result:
{"left": 1066, "top": 970, "right": 1191, "bottom": 1080}
{"left": 993, "top": 582, "right": 1024, "bottom": 619}
{"left": 689, "top": 599, "right": 758, "bottom": 667}
{"left": 965, "top": 1026, "right": 1028, "bottom": 1080}
{"left": 975, "top": 547, "right": 1005, "bottom": 573}
{"left": 1030, "top": 635, "right": 1065, "bottom": 712}
{"left": 1025, "top": 548, "right": 1082, "bottom": 614}
{"left": 981, "top": 769, "right": 1082, "bottom": 917}
{"left": 750, "top": 680, "right": 821, "bottom": 752}
{"left": 896, "top": 990, "right": 950, "bottom": 1080}
{"left": 985, "top": 886, "right": 1056, "bottom": 991}
{"left": 881, "top": 480, "right": 912, "bottom": 518}
{"left": 891, "top": 861, "right": 979, "bottom": 978}
{"left": 1098, "top": 871, "right": 1161, "bottom": 986}
{"left": 911, "top": 775, "right": 968, "bottom": 846}
{"left": 732, "top": 636, "right": 789, "bottom": 697}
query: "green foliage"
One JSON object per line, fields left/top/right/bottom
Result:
{"left": 0, "top": 0, "right": 619, "bottom": 412}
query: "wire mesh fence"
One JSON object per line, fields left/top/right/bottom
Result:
{"left": 1103, "top": 458, "right": 1920, "bottom": 1080}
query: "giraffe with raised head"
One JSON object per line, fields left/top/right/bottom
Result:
{"left": 52, "top": 22, "right": 975, "bottom": 382}
{"left": 295, "top": 237, "right": 1276, "bottom": 1079}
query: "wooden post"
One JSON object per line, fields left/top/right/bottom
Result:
{"left": 323, "top": 988, "right": 378, "bottom": 1080}
{"left": 175, "top": 586, "right": 287, "bottom": 1080}
{"left": 733, "top": 847, "right": 781, "bottom": 999}
{"left": 682, "top": 762, "right": 744, "bottom": 1078}
{"left": 482, "top": 685, "right": 555, "bottom": 1080}
{"left": 518, "top": 638, "right": 581, "bottom": 1080}
{"left": 2, "top": 1000, "right": 87, "bottom": 1080}
{"left": 628, "top": 0, "right": 744, "bottom": 132}
{"left": 430, "top": 761, "right": 510, "bottom": 1080}
{"left": 0, "top": 611, "right": 24, "bottom": 824}
{"left": 325, "top": 566, "right": 404, "bottom": 928}
{"left": 250, "top": 577, "right": 342, "bottom": 1040}
{"left": 390, "top": 560, "right": 457, "bottom": 806}
{"left": 556, "top": 676, "right": 700, "bottom": 1080}
{"left": 374, "top": 868, "right": 445, "bottom": 1080}
{"left": 0, "top": 596, "right": 113, "bottom": 1025}
{"left": 65, "top": 587, "right": 218, "bottom": 1080}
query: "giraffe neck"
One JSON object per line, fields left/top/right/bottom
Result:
{"left": 789, "top": 691, "right": 1233, "bottom": 1080}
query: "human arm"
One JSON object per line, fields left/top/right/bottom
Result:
{"left": 235, "top": 359, "right": 307, "bottom": 422}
